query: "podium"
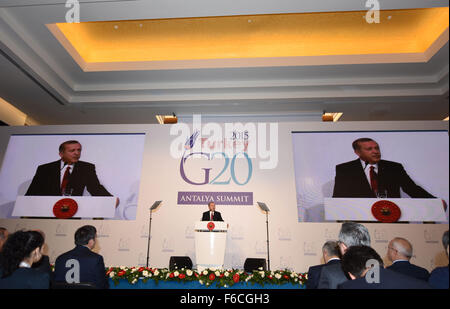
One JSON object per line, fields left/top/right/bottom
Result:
{"left": 12, "top": 196, "right": 117, "bottom": 219}
{"left": 194, "top": 221, "right": 228, "bottom": 271}
{"left": 324, "top": 198, "right": 447, "bottom": 222}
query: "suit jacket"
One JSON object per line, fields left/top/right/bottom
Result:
{"left": 25, "top": 160, "right": 112, "bottom": 197}
{"left": 428, "top": 266, "right": 449, "bottom": 289}
{"left": 332, "top": 159, "right": 435, "bottom": 198}
{"left": 201, "top": 211, "right": 224, "bottom": 222}
{"left": 54, "top": 245, "right": 109, "bottom": 289}
{"left": 317, "top": 260, "right": 349, "bottom": 289}
{"left": 338, "top": 268, "right": 431, "bottom": 289}
{"left": 0, "top": 267, "right": 49, "bottom": 289}
{"left": 32, "top": 255, "right": 52, "bottom": 277}
{"left": 387, "top": 260, "right": 430, "bottom": 281}
{"left": 306, "top": 259, "right": 341, "bottom": 289}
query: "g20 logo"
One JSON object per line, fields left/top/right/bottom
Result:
{"left": 180, "top": 132, "right": 253, "bottom": 186}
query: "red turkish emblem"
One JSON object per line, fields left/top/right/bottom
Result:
{"left": 371, "top": 200, "right": 401, "bottom": 223}
{"left": 207, "top": 221, "right": 215, "bottom": 231}
{"left": 53, "top": 198, "right": 78, "bottom": 219}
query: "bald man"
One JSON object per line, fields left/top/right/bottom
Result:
{"left": 386, "top": 237, "right": 429, "bottom": 281}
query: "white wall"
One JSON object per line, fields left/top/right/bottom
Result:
{"left": 0, "top": 121, "right": 448, "bottom": 272}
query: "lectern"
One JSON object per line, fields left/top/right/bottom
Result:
{"left": 194, "top": 221, "right": 228, "bottom": 271}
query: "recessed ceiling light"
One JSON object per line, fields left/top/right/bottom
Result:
{"left": 114, "top": 25, "right": 119, "bottom": 29}
{"left": 443, "top": 116, "right": 449, "bottom": 121}
{"left": 322, "top": 112, "right": 343, "bottom": 122}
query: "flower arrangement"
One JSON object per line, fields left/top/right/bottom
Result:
{"left": 106, "top": 266, "right": 307, "bottom": 288}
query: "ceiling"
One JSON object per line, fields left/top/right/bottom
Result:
{"left": 0, "top": 0, "right": 449, "bottom": 125}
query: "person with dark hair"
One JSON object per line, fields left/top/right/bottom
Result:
{"left": 332, "top": 138, "right": 435, "bottom": 198}
{"left": 386, "top": 237, "right": 429, "bottom": 281}
{"left": 54, "top": 225, "right": 109, "bottom": 289}
{"left": 338, "top": 245, "right": 431, "bottom": 289}
{"left": 428, "top": 230, "right": 449, "bottom": 289}
{"left": 201, "top": 202, "right": 224, "bottom": 221}
{"left": 0, "top": 230, "right": 49, "bottom": 289}
{"left": 317, "top": 222, "right": 371, "bottom": 289}
{"left": 25, "top": 140, "right": 115, "bottom": 198}
{"left": 306, "top": 241, "right": 341, "bottom": 289}
{"left": 0, "top": 227, "right": 8, "bottom": 252}
{"left": 30, "top": 230, "right": 52, "bottom": 278}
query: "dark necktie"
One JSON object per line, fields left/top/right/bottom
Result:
{"left": 370, "top": 166, "right": 378, "bottom": 195}
{"left": 61, "top": 167, "right": 71, "bottom": 195}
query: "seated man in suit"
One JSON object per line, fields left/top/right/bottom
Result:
{"left": 339, "top": 245, "right": 430, "bottom": 289}
{"left": 26, "top": 140, "right": 114, "bottom": 198}
{"left": 332, "top": 138, "right": 435, "bottom": 198}
{"left": 318, "top": 222, "right": 371, "bottom": 289}
{"left": 201, "top": 202, "right": 224, "bottom": 222}
{"left": 0, "top": 230, "right": 49, "bottom": 289}
{"left": 54, "top": 225, "right": 109, "bottom": 289}
{"left": 386, "top": 237, "right": 429, "bottom": 281}
{"left": 306, "top": 240, "right": 341, "bottom": 289}
{"left": 0, "top": 227, "right": 8, "bottom": 252}
{"left": 429, "top": 230, "right": 449, "bottom": 289}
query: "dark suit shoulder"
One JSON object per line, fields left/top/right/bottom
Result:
{"left": 37, "top": 160, "right": 61, "bottom": 170}
{"left": 336, "top": 159, "right": 361, "bottom": 170}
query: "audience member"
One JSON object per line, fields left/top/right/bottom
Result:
{"left": 339, "top": 245, "right": 430, "bottom": 289}
{"left": 0, "top": 230, "right": 49, "bottom": 289}
{"left": 386, "top": 237, "right": 429, "bottom": 281}
{"left": 0, "top": 227, "right": 8, "bottom": 252}
{"left": 318, "top": 222, "right": 370, "bottom": 289}
{"left": 54, "top": 225, "right": 109, "bottom": 289}
{"left": 306, "top": 241, "right": 341, "bottom": 289}
{"left": 428, "top": 230, "right": 449, "bottom": 289}
{"left": 31, "top": 230, "right": 52, "bottom": 278}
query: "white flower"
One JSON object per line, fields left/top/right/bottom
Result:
{"left": 203, "top": 270, "right": 208, "bottom": 275}
{"left": 210, "top": 267, "right": 216, "bottom": 271}
{"left": 199, "top": 280, "right": 204, "bottom": 285}
{"left": 109, "top": 272, "right": 115, "bottom": 278}
{"left": 142, "top": 271, "right": 148, "bottom": 277}
{"left": 224, "top": 271, "right": 230, "bottom": 277}
{"left": 275, "top": 274, "right": 282, "bottom": 279}
{"left": 131, "top": 278, "right": 137, "bottom": 284}
{"left": 258, "top": 267, "right": 263, "bottom": 271}
{"left": 215, "top": 271, "right": 220, "bottom": 276}
{"left": 119, "top": 266, "right": 126, "bottom": 270}
{"left": 259, "top": 271, "right": 265, "bottom": 278}
{"left": 186, "top": 270, "right": 193, "bottom": 276}
{"left": 174, "top": 271, "right": 179, "bottom": 277}
{"left": 290, "top": 273, "right": 294, "bottom": 278}
{"left": 154, "top": 269, "right": 159, "bottom": 276}
{"left": 295, "top": 278, "right": 298, "bottom": 282}
{"left": 131, "top": 268, "right": 137, "bottom": 273}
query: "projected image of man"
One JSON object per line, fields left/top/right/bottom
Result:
{"left": 332, "top": 138, "right": 435, "bottom": 199}
{"left": 25, "top": 140, "right": 113, "bottom": 197}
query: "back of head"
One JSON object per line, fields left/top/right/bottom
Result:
{"left": 341, "top": 245, "right": 383, "bottom": 278}
{"left": 391, "top": 237, "right": 413, "bottom": 260}
{"left": 339, "top": 222, "right": 371, "bottom": 248}
{"left": 74, "top": 225, "right": 97, "bottom": 246}
{"left": 322, "top": 240, "right": 341, "bottom": 259}
{"left": 0, "top": 230, "right": 44, "bottom": 278}
{"left": 443, "top": 230, "right": 449, "bottom": 256}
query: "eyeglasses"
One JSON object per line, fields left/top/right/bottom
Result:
{"left": 388, "top": 246, "right": 398, "bottom": 252}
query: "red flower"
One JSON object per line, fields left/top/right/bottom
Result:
{"left": 195, "top": 273, "right": 199, "bottom": 277}
{"left": 208, "top": 273, "right": 216, "bottom": 281}
{"left": 233, "top": 273, "right": 240, "bottom": 283}
{"left": 220, "top": 274, "right": 224, "bottom": 278}
{"left": 138, "top": 267, "right": 144, "bottom": 272}
{"left": 106, "top": 268, "right": 113, "bottom": 275}
{"left": 268, "top": 275, "right": 273, "bottom": 280}
{"left": 179, "top": 273, "right": 186, "bottom": 279}
{"left": 283, "top": 275, "right": 289, "bottom": 279}
{"left": 169, "top": 273, "right": 174, "bottom": 278}
{"left": 117, "top": 270, "right": 126, "bottom": 277}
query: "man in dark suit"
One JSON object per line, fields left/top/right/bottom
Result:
{"left": 339, "top": 245, "right": 431, "bottom": 289}
{"left": 54, "top": 225, "right": 109, "bottom": 289}
{"left": 25, "top": 140, "right": 113, "bottom": 197}
{"left": 306, "top": 240, "right": 341, "bottom": 289}
{"left": 386, "top": 237, "right": 429, "bottom": 281}
{"left": 332, "top": 138, "right": 435, "bottom": 198}
{"left": 201, "top": 202, "right": 224, "bottom": 221}
{"left": 429, "top": 230, "right": 449, "bottom": 289}
{"left": 318, "top": 222, "right": 370, "bottom": 289}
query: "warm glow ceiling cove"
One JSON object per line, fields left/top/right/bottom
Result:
{"left": 47, "top": 7, "right": 449, "bottom": 71}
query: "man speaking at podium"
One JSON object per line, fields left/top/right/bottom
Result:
{"left": 201, "top": 202, "right": 224, "bottom": 222}
{"left": 332, "top": 138, "right": 435, "bottom": 199}
{"left": 25, "top": 140, "right": 113, "bottom": 197}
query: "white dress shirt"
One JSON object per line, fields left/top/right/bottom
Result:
{"left": 60, "top": 160, "right": 74, "bottom": 186}
{"left": 19, "top": 261, "right": 31, "bottom": 268}
{"left": 360, "top": 159, "right": 378, "bottom": 190}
